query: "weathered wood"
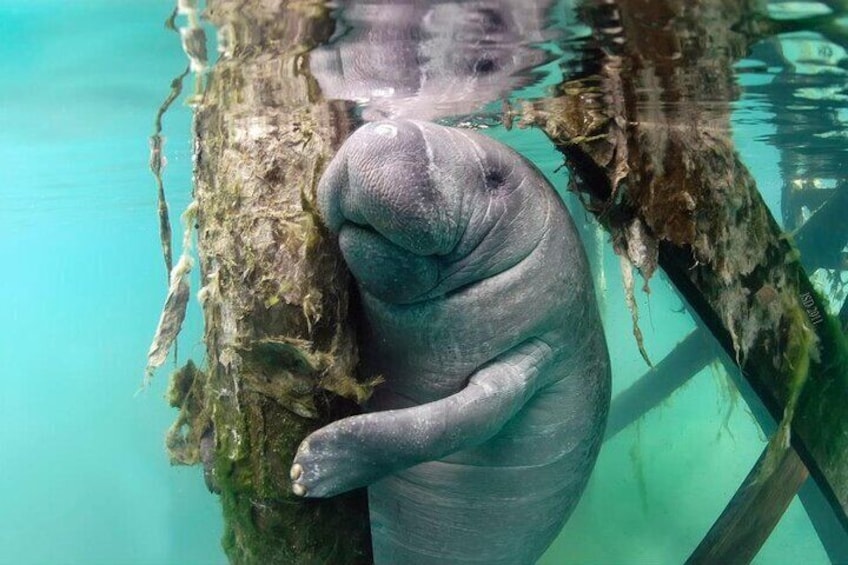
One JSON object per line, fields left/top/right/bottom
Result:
{"left": 686, "top": 445, "right": 809, "bottom": 565}
{"left": 517, "top": 0, "right": 848, "bottom": 551}
{"left": 169, "top": 1, "right": 373, "bottom": 562}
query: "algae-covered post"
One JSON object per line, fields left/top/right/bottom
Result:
{"left": 517, "top": 0, "right": 848, "bottom": 557}
{"left": 164, "top": 1, "right": 375, "bottom": 562}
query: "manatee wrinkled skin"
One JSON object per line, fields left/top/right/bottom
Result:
{"left": 291, "top": 120, "right": 610, "bottom": 564}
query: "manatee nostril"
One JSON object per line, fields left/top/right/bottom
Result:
{"left": 484, "top": 170, "right": 505, "bottom": 191}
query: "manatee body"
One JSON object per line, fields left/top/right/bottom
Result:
{"left": 291, "top": 119, "right": 610, "bottom": 564}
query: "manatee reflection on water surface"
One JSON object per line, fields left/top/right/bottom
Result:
{"left": 310, "top": 0, "right": 563, "bottom": 121}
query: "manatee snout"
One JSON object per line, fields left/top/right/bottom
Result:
{"left": 318, "top": 120, "right": 463, "bottom": 303}
{"left": 319, "top": 118, "right": 555, "bottom": 303}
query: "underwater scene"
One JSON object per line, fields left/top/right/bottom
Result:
{"left": 1, "top": 0, "right": 847, "bottom": 563}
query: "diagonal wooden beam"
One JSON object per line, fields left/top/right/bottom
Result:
{"left": 605, "top": 327, "right": 715, "bottom": 441}
{"left": 686, "top": 445, "right": 809, "bottom": 565}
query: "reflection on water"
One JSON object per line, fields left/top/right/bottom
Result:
{"left": 310, "top": 0, "right": 559, "bottom": 120}
{"left": 742, "top": 31, "right": 847, "bottom": 221}
{"left": 734, "top": 4, "right": 848, "bottom": 329}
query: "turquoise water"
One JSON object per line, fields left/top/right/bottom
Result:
{"left": 0, "top": 2, "right": 222, "bottom": 563}
{"left": 0, "top": 1, "right": 844, "bottom": 564}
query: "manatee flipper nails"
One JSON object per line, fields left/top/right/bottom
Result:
{"left": 290, "top": 462, "right": 303, "bottom": 480}
{"left": 290, "top": 460, "right": 308, "bottom": 497}
{"left": 290, "top": 444, "right": 308, "bottom": 497}
{"left": 290, "top": 421, "right": 382, "bottom": 498}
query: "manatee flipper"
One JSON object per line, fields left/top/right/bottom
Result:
{"left": 290, "top": 339, "right": 553, "bottom": 498}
